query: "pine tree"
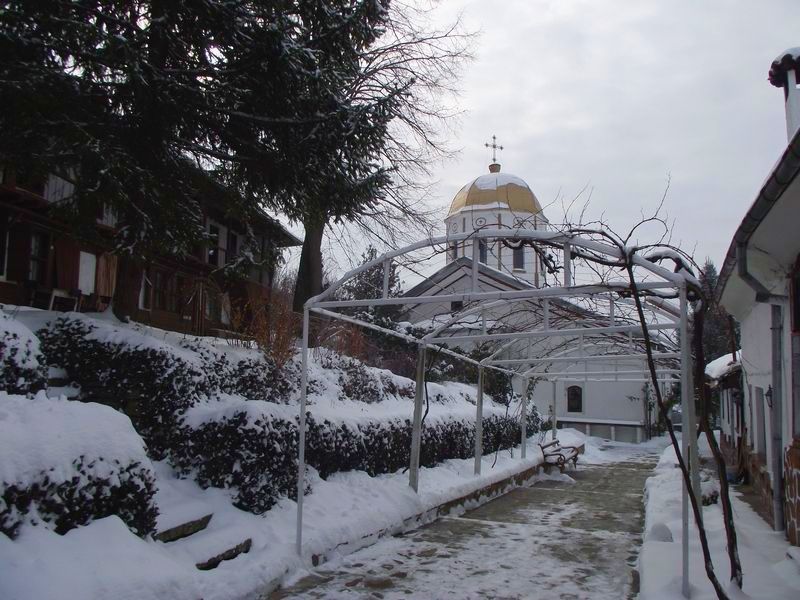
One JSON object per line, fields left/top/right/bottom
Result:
{"left": 696, "top": 259, "right": 740, "bottom": 361}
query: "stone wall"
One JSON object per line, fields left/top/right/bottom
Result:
{"left": 785, "top": 438, "right": 800, "bottom": 546}
{"left": 744, "top": 447, "right": 775, "bottom": 528}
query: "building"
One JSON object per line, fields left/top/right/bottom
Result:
{"left": 404, "top": 159, "right": 660, "bottom": 442}
{"left": 714, "top": 48, "right": 800, "bottom": 544}
{"left": 0, "top": 168, "right": 300, "bottom": 335}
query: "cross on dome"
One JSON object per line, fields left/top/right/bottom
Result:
{"left": 484, "top": 134, "right": 504, "bottom": 164}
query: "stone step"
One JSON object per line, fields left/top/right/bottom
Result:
{"left": 195, "top": 538, "right": 252, "bottom": 571}
{"left": 155, "top": 513, "right": 213, "bottom": 543}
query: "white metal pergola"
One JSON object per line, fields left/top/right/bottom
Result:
{"left": 293, "top": 228, "right": 701, "bottom": 597}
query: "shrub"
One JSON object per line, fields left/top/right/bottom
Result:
{"left": 0, "top": 393, "right": 158, "bottom": 539}
{"left": 176, "top": 396, "right": 541, "bottom": 513}
{"left": 229, "top": 356, "right": 298, "bottom": 404}
{"left": 38, "top": 315, "right": 208, "bottom": 456}
{"left": 1, "top": 457, "right": 158, "bottom": 539}
{"left": 0, "top": 310, "right": 46, "bottom": 394}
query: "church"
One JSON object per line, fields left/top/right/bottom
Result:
{"left": 403, "top": 150, "right": 657, "bottom": 443}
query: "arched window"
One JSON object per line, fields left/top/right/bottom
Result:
{"left": 567, "top": 385, "right": 583, "bottom": 413}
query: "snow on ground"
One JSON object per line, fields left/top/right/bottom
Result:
{"left": 639, "top": 438, "right": 800, "bottom": 599}
{"left": 272, "top": 430, "right": 668, "bottom": 599}
{"left": 0, "top": 391, "right": 152, "bottom": 491}
{"left": 1, "top": 430, "right": 553, "bottom": 600}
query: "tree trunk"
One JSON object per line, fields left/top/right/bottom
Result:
{"left": 292, "top": 218, "right": 325, "bottom": 313}
{"left": 112, "top": 254, "right": 143, "bottom": 321}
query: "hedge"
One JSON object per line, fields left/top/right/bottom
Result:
{"left": 0, "top": 310, "right": 46, "bottom": 395}
{"left": 174, "top": 400, "right": 541, "bottom": 513}
{"left": 1, "top": 457, "right": 158, "bottom": 539}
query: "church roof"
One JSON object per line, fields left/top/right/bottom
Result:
{"left": 447, "top": 166, "right": 542, "bottom": 217}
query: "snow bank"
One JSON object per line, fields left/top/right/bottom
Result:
{"left": 0, "top": 392, "right": 157, "bottom": 538}
{"left": 1, "top": 435, "right": 547, "bottom": 600}
{"left": 639, "top": 440, "right": 800, "bottom": 599}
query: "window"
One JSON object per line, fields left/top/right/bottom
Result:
{"left": 513, "top": 245, "right": 525, "bottom": 270}
{"left": 153, "top": 271, "right": 166, "bottom": 310}
{"left": 449, "top": 244, "right": 458, "bottom": 261}
{"left": 29, "top": 232, "right": 48, "bottom": 284}
{"left": 451, "top": 300, "right": 464, "bottom": 312}
{"left": 78, "top": 252, "right": 97, "bottom": 295}
{"left": 140, "top": 269, "right": 152, "bottom": 310}
{"left": 226, "top": 231, "right": 239, "bottom": 264}
{"left": 208, "top": 224, "right": 221, "bottom": 266}
{"left": 567, "top": 385, "right": 583, "bottom": 413}
{"left": 478, "top": 240, "right": 487, "bottom": 264}
{"left": 205, "top": 290, "right": 221, "bottom": 322}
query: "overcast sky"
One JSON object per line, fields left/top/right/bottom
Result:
{"left": 289, "top": 1, "right": 798, "bottom": 284}
{"left": 425, "top": 0, "right": 798, "bottom": 265}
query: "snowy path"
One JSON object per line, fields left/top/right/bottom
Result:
{"left": 267, "top": 441, "right": 662, "bottom": 599}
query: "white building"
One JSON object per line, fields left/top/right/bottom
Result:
{"left": 404, "top": 161, "right": 661, "bottom": 443}
{"left": 715, "top": 48, "right": 800, "bottom": 544}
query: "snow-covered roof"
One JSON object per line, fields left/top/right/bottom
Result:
{"left": 705, "top": 351, "right": 741, "bottom": 381}
{"left": 447, "top": 168, "right": 542, "bottom": 217}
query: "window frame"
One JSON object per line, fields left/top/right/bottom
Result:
{"left": 513, "top": 245, "right": 525, "bottom": 271}
{"left": 566, "top": 384, "right": 583, "bottom": 413}
{"left": 28, "top": 231, "right": 49, "bottom": 284}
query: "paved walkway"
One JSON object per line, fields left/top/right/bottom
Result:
{"left": 269, "top": 443, "right": 660, "bottom": 600}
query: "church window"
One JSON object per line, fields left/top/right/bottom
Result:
{"left": 478, "top": 240, "right": 487, "bottom": 264}
{"left": 513, "top": 245, "right": 524, "bottom": 270}
{"left": 567, "top": 385, "right": 583, "bottom": 413}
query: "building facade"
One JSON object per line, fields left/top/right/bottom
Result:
{"left": 715, "top": 48, "right": 800, "bottom": 545}
{"left": 0, "top": 168, "right": 300, "bottom": 335}
{"left": 405, "top": 161, "right": 657, "bottom": 442}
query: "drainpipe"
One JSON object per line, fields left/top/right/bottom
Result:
{"left": 770, "top": 305, "right": 786, "bottom": 532}
{"left": 737, "top": 242, "right": 786, "bottom": 531}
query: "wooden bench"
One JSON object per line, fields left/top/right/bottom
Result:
{"left": 539, "top": 438, "right": 581, "bottom": 472}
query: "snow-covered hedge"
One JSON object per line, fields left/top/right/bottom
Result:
{"left": 173, "top": 396, "right": 541, "bottom": 513}
{"left": 38, "top": 315, "right": 207, "bottom": 456}
{"left": 0, "top": 393, "right": 157, "bottom": 539}
{"left": 0, "top": 310, "right": 46, "bottom": 394}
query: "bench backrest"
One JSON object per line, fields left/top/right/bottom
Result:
{"left": 540, "top": 439, "right": 560, "bottom": 450}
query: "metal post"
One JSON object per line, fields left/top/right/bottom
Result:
{"left": 409, "top": 345, "right": 427, "bottom": 492}
{"left": 679, "top": 285, "right": 690, "bottom": 598}
{"left": 563, "top": 243, "right": 572, "bottom": 287}
{"left": 770, "top": 304, "right": 785, "bottom": 531}
{"left": 474, "top": 367, "right": 484, "bottom": 475}
{"left": 295, "top": 309, "right": 310, "bottom": 556}
{"left": 382, "top": 259, "right": 391, "bottom": 298}
{"left": 521, "top": 377, "right": 528, "bottom": 458}
{"left": 687, "top": 355, "right": 702, "bottom": 514}
{"left": 471, "top": 239, "right": 480, "bottom": 292}
{"left": 552, "top": 380, "right": 558, "bottom": 440}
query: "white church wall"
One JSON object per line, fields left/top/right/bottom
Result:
{"left": 444, "top": 207, "right": 547, "bottom": 287}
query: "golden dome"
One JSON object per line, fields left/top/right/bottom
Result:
{"left": 447, "top": 165, "right": 542, "bottom": 217}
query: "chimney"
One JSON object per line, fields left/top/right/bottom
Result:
{"left": 769, "top": 48, "right": 800, "bottom": 141}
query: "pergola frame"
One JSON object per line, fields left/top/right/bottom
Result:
{"left": 293, "top": 228, "right": 700, "bottom": 596}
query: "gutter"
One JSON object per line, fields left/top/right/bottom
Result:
{"left": 716, "top": 129, "right": 800, "bottom": 304}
